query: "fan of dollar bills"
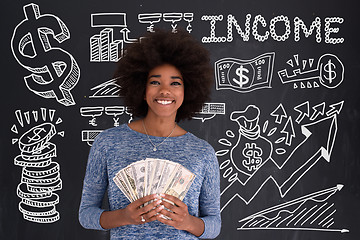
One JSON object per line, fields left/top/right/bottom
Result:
{"left": 113, "top": 158, "right": 195, "bottom": 202}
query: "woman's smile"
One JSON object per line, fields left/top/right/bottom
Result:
{"left": 145, "top": 63, "right": 184, "bottom": 119}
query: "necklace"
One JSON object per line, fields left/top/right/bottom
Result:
{"left": 142, "top": 120, "right": 177, "bottom": 152}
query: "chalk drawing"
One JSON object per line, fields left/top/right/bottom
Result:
{"left": 214, "top": 53, "right": 275, "bottom": 93}
{"left": 11, "top": 108, "right": 64, "bottom": 223}
{"left": 80, "top": 106, "right": 132, "bottom": 146}
{"left": 139, "top": 12, "right": 194, "bottom": 33}
{"left": 238, "top": 185, "right": 349, "bottom": 233}
{"left": 278, "top": 53, "right": 344, "bottom": 89}
{"left": 89, "top": 78, "right": 121, "bottom": 98}
{"left": 192, "top": 103, "right": 225, "bottom": 122}
{"left": 11, "top": 3, "right": 80, "bottom": 106}
{"left": 216, "top": 101, "right": 343, "bottom": 207}
{"left": 90, "top": 12, "right": 195, "bottom": 62}
{"left": 90, "top": 13, "right": 137, "bottom": 62}
{"left": 201, "top": 14, "right": 344, "bottom": 44}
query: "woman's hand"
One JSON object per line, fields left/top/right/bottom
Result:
{"left": 99, "top": 194, "right": 164, "bottom": 229}
{"left": 155, "top": 194, "right": 205, "bottom": 237}
{"left": 122, "top": 194, "right": 163, "bottom": 225}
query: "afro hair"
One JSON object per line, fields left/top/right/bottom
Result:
{"left": 114, "top": 28, "right": 214, "bottom": 122}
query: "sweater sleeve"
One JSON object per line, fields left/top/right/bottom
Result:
{"left": 198, "top": 148, "right": 221, "bottom": 239}
{"left": 78, "top": 135, "right": 108, "bottom": 231}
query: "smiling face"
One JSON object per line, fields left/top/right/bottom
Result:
{"left": 144, "top": 64, "right": 184, "bottom": 121}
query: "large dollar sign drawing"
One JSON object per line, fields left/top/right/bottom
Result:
{"left": 323, "top": 59, "right": 336, "bottom": 84}
{"left": 242, "top": 143, "right": 263, "bottom": 172}
{"left": 11, "top": 3, "right": 80, "bottom": 106}
{"left": 233, "top": 65, "right": 250, "bottom": 88}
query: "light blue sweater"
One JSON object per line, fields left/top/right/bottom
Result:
{"left": 79, "top": 124, "right": 221, "bottom": 239}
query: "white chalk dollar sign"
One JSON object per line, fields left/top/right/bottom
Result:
{"left": 233, "top": 65, "right": 250, "bottom": 88}
{"left": 11, "top": 3, "right": 80, "bottom": 106}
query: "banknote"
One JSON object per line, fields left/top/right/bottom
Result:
{"left": 164, "top": 165, "right": 195, "bottom": 201}
{"left": 156, "top": 160, "right": 179, "bottom": 194}
{"left": 123, "top": 166, "right": 139, "bottom": 200}
{"left": 148, "top": 159, "right": 166, "bottom": 194}
{"left": 129, "top": 160, "right": 145, "bottom": 198}
{"left": 113, "top": 172, "right": 133, "bottom": 202}
{"left": 113, "top": 158, "right": 195, "bottom": 204}
{"left": 115, "top": 169, "right": 137, "bottom": 201}
{"left": 144, "top": 159, "right": 155, "bottom": 196}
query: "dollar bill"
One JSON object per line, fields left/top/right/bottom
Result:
{"left": 113, "top": 173, "right": 133, "bottom": 202}
{"left": 144, "top": 159, "right": 155, "bottom": 196}
{"left": 156, "top": 160, "right": 179, "bottom": 194}
{"left": 129, "top": 160, "right": 145, "bottom": 198}
{"left": 164, "top": 165, "right": 195, "bottom": 201}
{"left": 116, "top": 170, "right": 136, "bottom": 201}
{"left": 113, "top": 158, "right": 195, "bottom": 204}
{"left": 146, "top": 159, "right": 163, "bottom": 194}
{"left": 123, "top": 166, "right": 139, "bottom": 200}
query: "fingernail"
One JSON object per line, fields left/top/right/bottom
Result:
{"left": 158, "top": 205, "right": 164, "bottom": 210}
{"left": 156, "top": 199, "right": 162, "bottom": 204}
{"left": 160, "top": 193, "right": 165, "bottom": 197}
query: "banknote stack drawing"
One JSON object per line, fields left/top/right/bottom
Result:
{"left": 113, "top": 158, "right": 195, "bottom": 202}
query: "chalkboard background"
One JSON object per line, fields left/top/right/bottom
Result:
{"left": 1, "top": 0, "right": 359, "bottom": 239}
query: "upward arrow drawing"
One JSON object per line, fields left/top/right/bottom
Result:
{"left": 120, "top": 28, "right": 137, "bottom": 43}
{"left": 280, "top": 116, "right": 295, "bottom": 146}
{"left": 271, "top": 104, "right": 287, "bottom": 124}
{"left": 294, "top": 101, "right": 310, "bottom": 124}
{"left": 221, "top": 114, "right": 338, "bottom": 210}
{"left": 239, "top": 184, "right": 343, "bottom": 223}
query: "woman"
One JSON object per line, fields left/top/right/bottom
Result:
{"left": 79, "top": 29, "right": 221, "bottom": 239}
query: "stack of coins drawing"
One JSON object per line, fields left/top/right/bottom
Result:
{"left": 14, "top": 122, "right": 62, "bottom": 223}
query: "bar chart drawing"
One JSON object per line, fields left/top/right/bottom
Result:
{"left": 90, "top": 13, "right": 131, "bottom": 62}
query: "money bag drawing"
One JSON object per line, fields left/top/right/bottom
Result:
{"left": 230, "top": 105, "right": 273, "bottom": 180}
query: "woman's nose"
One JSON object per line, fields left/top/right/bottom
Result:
{"left": 159, "top": 84, "right": 170, "bottom": 95}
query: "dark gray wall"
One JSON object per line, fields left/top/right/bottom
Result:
{"left": 1, "top": 0, "right": 359, "bottom": 239}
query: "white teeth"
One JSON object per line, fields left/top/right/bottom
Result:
{"left": 156, "top": 100, "right": 173, "bottom": 105}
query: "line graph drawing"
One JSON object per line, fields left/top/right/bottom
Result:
{"left": 237, "top": 185, "right": 349, "bottom": 233}
{"left": 215, "top": 101, "right": 347, "bottom": 233}
{"left": 216, "top": 101, "right": 342, "bottom": 207}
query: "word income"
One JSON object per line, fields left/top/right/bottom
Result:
{"left": 201, "top": 14, "right": 344, "bottom": 44}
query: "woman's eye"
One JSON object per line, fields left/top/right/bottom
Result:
{"left": 171, "top": 81, "right": 182, "bottom": 86}
{"left": 149, "top": 81, "right": 160, "bottom": 85}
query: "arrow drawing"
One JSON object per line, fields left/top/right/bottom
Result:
{"left": 280, "top": 116, "right": 295, "bottom": 146}
{"left": 270, "top": 103, "right": 287, "bottom": 124}
{"left": 294, "top": 101, "right": 309, "bottom": 124}
{"left": 220, "top": 114, "right": 338, "bottom": 208}
{"left": 310, "top": 102, "right": 326, "bottom": 120}
{"left": 237, "top": 184, "right": 349, "bottom": 233}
